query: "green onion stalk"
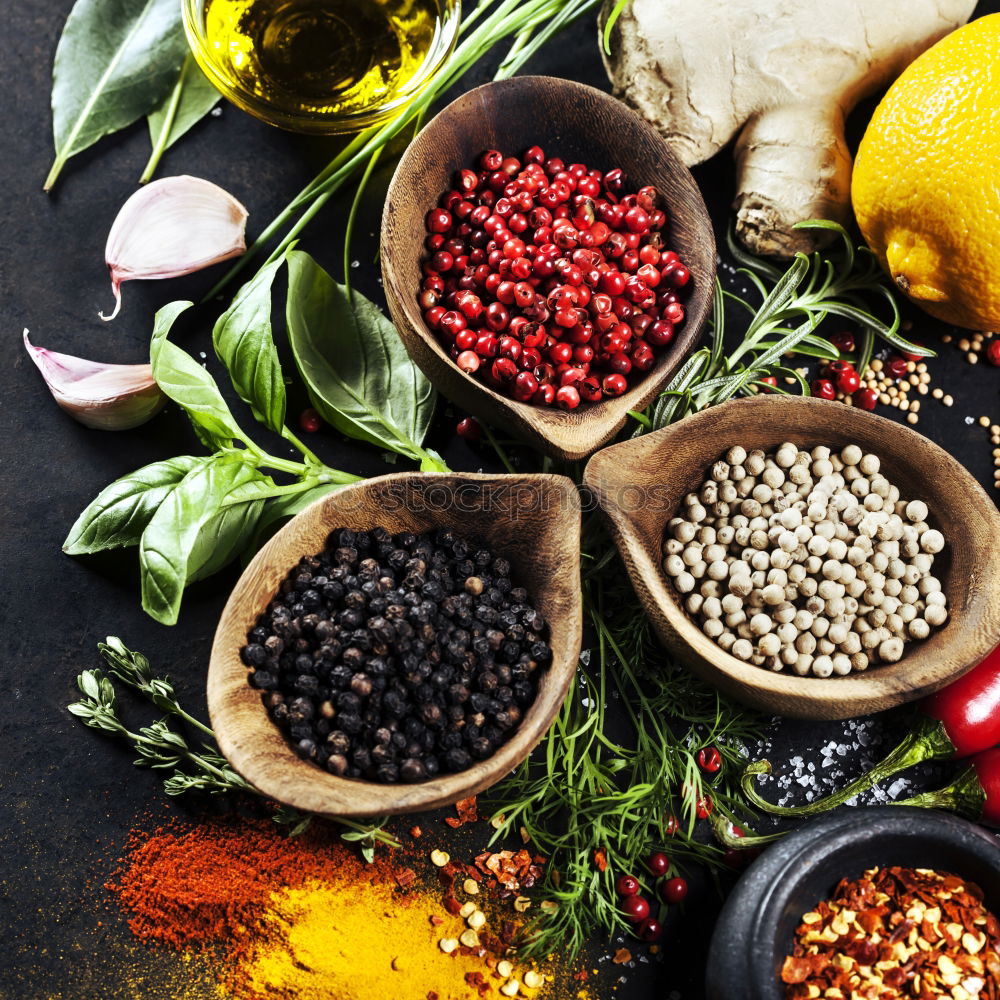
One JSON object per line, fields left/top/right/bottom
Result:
{"left": 209, "top": 0, "right": 603, "bottom": 299}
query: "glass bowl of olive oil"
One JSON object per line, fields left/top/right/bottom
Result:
{"left": 182, "top": 0, "right": 461, "bottom": 134}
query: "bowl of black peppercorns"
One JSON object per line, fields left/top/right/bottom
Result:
{"left": 208, "top": 471, "right": 583, "bottom": 817}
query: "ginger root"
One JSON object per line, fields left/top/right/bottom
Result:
{"left": 600, "top": 0, "right": 975, "bottom": 257}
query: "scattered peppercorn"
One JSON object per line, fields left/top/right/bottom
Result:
{"left": 419, "top": 147, "right": 692, "bottom": 408}
{"left": 241, "top": 526, "right": 550, "bottom": 783}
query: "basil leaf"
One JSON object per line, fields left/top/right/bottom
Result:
{"left": 64, "top": 455, "right": 204, "bottom": 555}
{"left": 185, "top": 477, "right": 272, "bottom": 583}
{"left": 139, "top": 452, "right": 259, "bottom": 625}
{"left": 150, "top": 300, "right": 247, "bottom": 447}
{"left": 285, "top": 250, "right": 436, "bottom": 461}
{"left": 212, "top": 253, "right": 287, "bottom": 434}
{"left": 141, "top": 52, "right": 220, "bottom": 183}
{"left": 245, "top": 482, "right": 344, "bottom": 558}
{"left": 45, "top": 0, "right": 187, "bottom": 191}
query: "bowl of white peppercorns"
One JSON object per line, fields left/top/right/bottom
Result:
{"left": 208, "top": 471, "right": 583, "bottom": 817}
{"left": 583, "top": 395, "right": 1000, "bottom": 719}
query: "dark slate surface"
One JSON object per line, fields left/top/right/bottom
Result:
{"left": 1, "top": 2, "right": 998, "bottom": 998}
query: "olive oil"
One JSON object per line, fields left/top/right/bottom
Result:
{"left": 203, "top": 0, "right": 445, "bottom": 119}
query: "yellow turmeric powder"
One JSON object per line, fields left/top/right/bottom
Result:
{"left": 230, "top": 876, "right": 546, "bottom": 1000}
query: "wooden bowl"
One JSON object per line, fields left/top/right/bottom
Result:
{"left": 380, "top": 75, "right": 716, "bottom": 462}
{"left": 208, "top": 472, "right": 582, "bottom": 817}
{"left": 582, "top": 395, "right": 1000, "bottom": 719}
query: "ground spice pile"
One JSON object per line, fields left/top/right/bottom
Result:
{"left": 781, "top": 866, "right": 1000, "bottom": 1000}
{"left": 109, "top": 817, "right": 557, "bottom": 999}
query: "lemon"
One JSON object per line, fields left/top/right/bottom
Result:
{"left": 852, "top": 13, "right": 1000, "bottom": 331}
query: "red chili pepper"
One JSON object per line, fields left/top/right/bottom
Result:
{"left": 894, "top": 746, "right": 1000, "bottom": 827}
{"left": 742, "top": 643, "right": 1000, "bottom": 819}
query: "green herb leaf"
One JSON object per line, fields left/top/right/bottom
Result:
{"left": 212, "top": 253, "right": 288, "bottom": 434}
{"left": 185, "top": 484, "right": 270, "bottom": 584}
{"left": 63, "top": 455, "right": 203, "bottom": 554}
{"left": 150, "top": 300, "right": 248, "bottom": 447}
{"left": 139, "top": 451, "right": 259, "bottom": 624}
{"left": 285, "top": 250, "right": 437, "bottom": 462}
{"left": 44, "top": 0, "right": 187, "bottom": 191}
{"left": 246, "top": 482, "right": 344, "bottom": 556}
{"left": 141, "top": 52, "right": 220, "bottom": 183}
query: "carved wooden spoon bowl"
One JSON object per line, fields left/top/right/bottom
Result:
{"left": 208, "top": 472, "right": 583, "bottom": 817}
{"left": 381, "top": 74, "right": 715, "bottom": 462}
{"left": 583, "top": 395, "right": 1000, "bottom": 720}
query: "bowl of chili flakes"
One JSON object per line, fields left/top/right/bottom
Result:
{"left": 706, "top": 807, "right": 1000, "bottom": 1000}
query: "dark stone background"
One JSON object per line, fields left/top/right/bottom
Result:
{"left": 1, "top": 2, "right": 998, "bottom": 998}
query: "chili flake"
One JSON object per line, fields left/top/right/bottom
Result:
{"left": 594, "top": 848, "right": 608, "bottom": 873}
{"left": 445, "top": 796, "right": 479, "bottom": 829}
{"left": 781, "top": 866, "right": 1000, "bottom": 1000}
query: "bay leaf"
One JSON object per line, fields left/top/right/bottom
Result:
{"left": 45, "top": 0, "right": 187, "bottom": 191}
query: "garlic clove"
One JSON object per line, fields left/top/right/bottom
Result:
{"left": 102, "top": 175, "right": 248, "bottom": 321}
{"left": 24, "top": 330, "right": 165, "bottom": 430}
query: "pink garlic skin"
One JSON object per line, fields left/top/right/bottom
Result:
{"left": 102, "top": 175, "right": 248, "bottom": 320}
{"left": 24, "top": 331, "right": 165, "bottom": 430}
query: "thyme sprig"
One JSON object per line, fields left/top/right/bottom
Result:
{"left": 68, "top": 638, "right": 399, "bottom": 860}
{"left": 637, "top": 221, "right": 930, "bottom": 433}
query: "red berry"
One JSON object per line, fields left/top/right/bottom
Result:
{"left": 758, "top": 375, "right": 777, "bottom": 393}
{"left": 602, "top": 373, "right": 628, "bottom": 396}
{"left": 825, "top": 359, "right": 853, "bottom": 378}
{"left": 697, "top": 747, "right": 722, "bottom": 773}
{"left": 512, "top": 371, "right": 539, "bottom": 402}
{"left": 456, "top": 417, "right": 481, "bottom": 441}
{"left": 637, "top": 918, "right": 663, "bottom": 942}
{"left": 988, "top": 340, "right": 1000, "bottom": 366}
{"left": 664, "top": 815, "right": 679, "bottom": 836}
{"left": 425, "top": 207, "right": 453, "bottom": 233}
{"left": 439, "top": 310, "right": 466, "bottom": 337}
{"left": 836, "top": 369, "right": 861, "bottom": 394}
{"left": 555, "top": 385, "right": 580, "bottom": 410}
{"left": 456, "top": 350, "right": 480, "bottom": 373}
{"left": 811, "top": 378, "right": 836, "bottom": 401}
{"left": 491, "top": 358, "right": 517, "bottom": 382}
{"left": 853, "top": 387, "right": 878, "bottom": 411}
{"left": 887, "top": 356, "right": 909, "bottom": 379}
{"left": 899, "top": 342, "right": 924, "bottom": 362}
{"left": 579, "top": 376, "right": 603, "bottom": 402}
{"left": 660, "top": 877, "right": 688, "bottom": 904}
{"left": 647, "top": 852, "right": 670, "bottom": 877}
{"left": 831, "top": 331, "right": 856, "bottom": 353}
{"left": 621, "top": 895, "right": 650, "bottom": 924}
{"left": 298, "top": 408, "right": 322, "bottom": 433}
{"left": 695, "top": 796, "right": 713, "bottom": 819}
{"left": 665, "top": 264, "right": 690, "bottom": 288}
{"left": 616, "top": 874, "right": 640, "bottom": 897}
{"left": 624, "top": 206, "right": 650, "bottom": 233}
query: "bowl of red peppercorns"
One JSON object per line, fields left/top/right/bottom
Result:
{"left": 380, "top": 75, "right": 716, "bottom": 461}
{"left": 207, "top": 471, "right": 583, "bottom": 817}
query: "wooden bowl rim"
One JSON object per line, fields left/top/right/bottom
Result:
{"left": 583, "top": 395, "right": 1000, "bottom": 717}
{"left": 208, "top": 471, "right": 583, "bottom": 816}
{"left": 380, "top": 74, "right": 716, "bottom": 461}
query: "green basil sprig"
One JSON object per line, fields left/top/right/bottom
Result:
{"left": 286, "top": 250, "right": 447, "bottom": 472}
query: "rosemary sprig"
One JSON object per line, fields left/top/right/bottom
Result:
{"left": 643, "top": 221, "right": 931, "bottom": 432}
{"left": 68, "top": 638, "right": 399, "bottom": 860}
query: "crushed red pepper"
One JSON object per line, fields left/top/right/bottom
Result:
{"left": 445, "top": 797, "right": 479, "bottom": 829}
{"left": 781, "top": 866, "right": 1000, "bottom": 1000}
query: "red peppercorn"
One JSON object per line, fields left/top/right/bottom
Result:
{"left": 602, "top": 373, "right": 627, "bottom": 396}
{"left": 988, "top": 340, "right": 1000, "bottom": 366}
{"left": 616, "top": 874, "right": 640, "bottom": 897}
{"left": 491, "top": 358, "right": 517, "bottom": 382}
{"left": 637, "top": 918, "right": 663, "bottom": 942}
{"left": 647, "top": 852, "right": 670, "bottom": 877}
{"left": 425, "top": 207, "right": 452, "bottom": 233}
{"left": 456, "top": 416, "right": 481, "bottom": 441}
{"left": 456, "top": 351, "right": 480, "bottom": 373}
{"left": 533, "top": 383, "right": 556, "bottom": 406}
{"left": 646, "top": 320, "right": 674, "bottom": 347}
{"left": 758, "top": 375, "right": 777, "bottom": 393}
{"left": 853, "top": 387, "right": 878, "bottom": 410}
{"left": 697, "top": 747, "right": 722, "bottom": 773}
{"left": 621, "top": 895, "right": 650, "bottom": 924}
{"left": 439, "top": 311, "right": 466, "bottom": 338}
{"left": 695, "top": 796, "right": 713, "bottom": 819}
{"left": 836, "top": 369, "right": 861, "bottom": 394}
{"left": 664, "top": 815, "right": 679, "bottom": 836}
{"left": 555, "top": 385, "right": 580, "bottom": 410}
{"left": 579, "top": 376, "right": 603, "bottom": 402}
{"left": 831, "top": 331, "right": 856, "bottom": 353}
{"left": 665, "top": 264, "right": 690, "bottom": 288}
{"left": 824, "top": 359, "right": 853, "bottom": 378}
{"left": 660, "top": 877, "right": 688, "bottom": 904}
{"left": 811, "top": 378, "right": 836, "bottom": 400}
{"left": 899, "top": 342, "right": 925, "bottom": 362}
{"left": 298, "top": 408, "right": 321, "bottom": 433}
{"left": 887, "top": 356, "right": 909, "bottom": 379}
